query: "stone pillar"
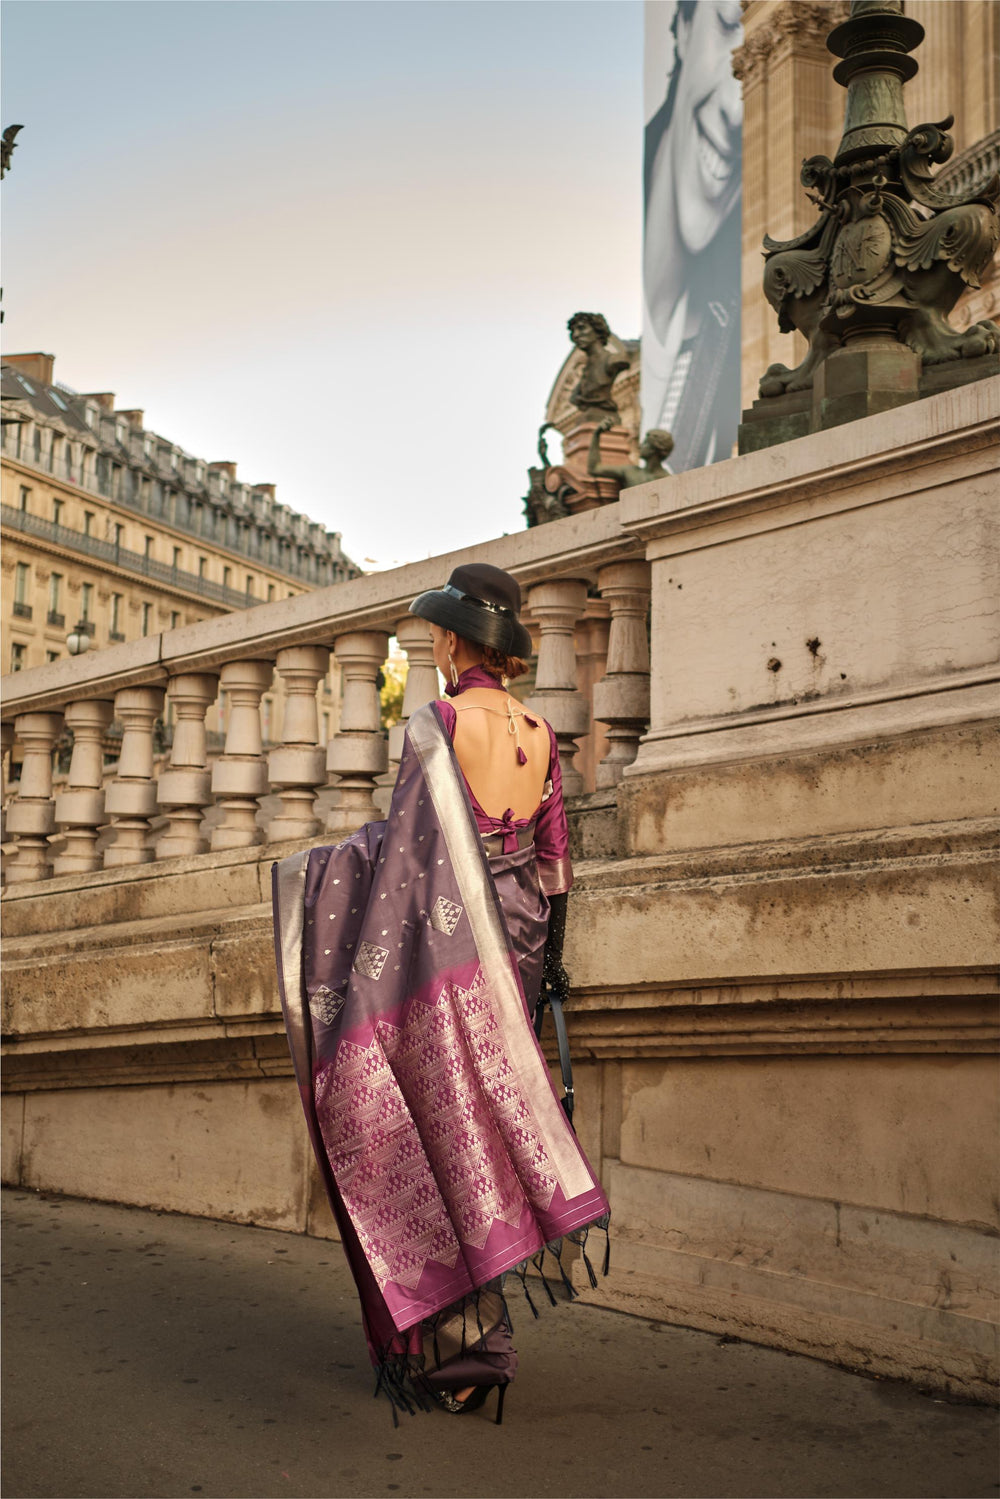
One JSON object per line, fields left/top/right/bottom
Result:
{"left": 592, "top": 560, "right": 652, "bottom": 787}
{"left": 265, "top": 646, "right": 329, "bottom": 842}
{"left": 103, "top": 687, "right": 166, "bottom": 867}
{"left": 388, "top": 615, "right": 440, "bottom": 770}
{"left": 526, "top": 579, "right": 590, "bottom": 797}
{"left": 5, "top": 713, "right": 63, "bottom": 883}
{"left": 326, "top": 631, "right": 389, "bottom": 836}
{"left": 210, "top": 660, "right": 273, "bottom": 851}
{"left": 155, "top": 674, "right": 220, "bottom": 859}
{"left": 53, "top": 699, "right": 115, "bottom": 874}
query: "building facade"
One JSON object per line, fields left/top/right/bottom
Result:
{"left": 1, "top": 352, "right": 359, "bottom": 748}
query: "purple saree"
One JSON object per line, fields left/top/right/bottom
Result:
{"left": 272, "top": 701, "right": 609, "bottom": 1412}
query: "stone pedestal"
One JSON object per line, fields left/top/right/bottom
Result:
{"left": 542, "top": 423, "right": 634, "bottom": 512}
{"left": 813, "top": 340, "right": 921, "bottom": 430}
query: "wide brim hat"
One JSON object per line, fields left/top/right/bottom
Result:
{"left": 410, "top": 563, "right": 533, "bottom": 660}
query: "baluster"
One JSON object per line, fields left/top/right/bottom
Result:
{"left": 266, "top": 646, "right": 330, "bottom": 842}
{"left": 103, "top": 687, "right": 166, "bottom": 866}
{"left": 592, "top": 560, "right": 652, "bottom": 786}
{"left": 53, "top": 699, "right": 115, "bottom": 874}
{"left": 325, "top": 631, "right": 389, "bottom": 835}
{"left": 210, "top": 660, "right": 273, "bottom": 850}
{"left": 5, "top": 713, "right": 62, "bottom": 883}
{"left": 388, "top": 614, "right": 440, "bottom": 770}
{"left": 155, "top": 674, "right": 219, "bottom": 858}
{"left": 525, "top": 579, "right": 590, "bottom": 796}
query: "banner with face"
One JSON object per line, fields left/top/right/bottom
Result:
{"left": 642, "top": 0, "right": 743, "bottom": 471}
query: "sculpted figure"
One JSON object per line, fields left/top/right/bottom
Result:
{"left": 588, "top": 416, "right": 674, "bottom": 489}
{"left": 567, "top": 312, "right": 629, "bottom": 427}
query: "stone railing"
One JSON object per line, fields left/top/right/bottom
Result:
{"left": 0, "top": 504, "right": 651, "bottom": 882}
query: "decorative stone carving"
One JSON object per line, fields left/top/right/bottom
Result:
{"left": 210, "top": 660, "right": 273, "bottom": 850}
{"left": 53, "top": 699, "right": 115, "bottom": 874}
{"left": 5, "top": 712, "right": 62, "bottom": 883}
{"left": 103, "top": 687, "right": 166, "bottom": 866}
{"left": 753, "top": 0, "right": 1000, "bottom": 417}
{"left": 525, "top": 580, "right": 590, "bottom": 797}
{"left": 325, "top": 632, "right": 389, "bottom": 836}
{"left": 266, "top": 646, "right": 330, "bottom": 842}
{"left": 592, "top": 561, "right": 653, "bottom": 787}
{"left": 588, "top": 419, "right": 674, "bottom": 495}
{"left": 155, "top": 674, "right": 220, "bottom": 858}
{"left": 567, "top": 312, "right": 631, "bottom": 428}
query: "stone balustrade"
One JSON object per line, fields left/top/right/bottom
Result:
{"left": 0, "top": 505, "right": 650, "bottom": 881}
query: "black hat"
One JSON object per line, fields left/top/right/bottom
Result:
{"left": 410, "top": 564, "right": 533, "bottom": 660}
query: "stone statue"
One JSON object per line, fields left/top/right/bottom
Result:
{"left": 567, "top": 312, "right": 630, "bottom": 427}
{"left": 588, "top": 417, "right": 674, "bottom": 489}
{"left": 756, "top": 1, "right": 999, "bottom": 400}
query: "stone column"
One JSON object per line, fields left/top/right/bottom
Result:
{"left": 326, "top": 631, "right": 389, "bottom": 836}
{"left": 388, "top": 615, "right": 440, "bottom": 770}
{"left": 210, "top": 660, "right": 273, "bottom": 851}
{"left": 592, "top": 560, "right": 652, "bottom": 787}
{"left": 103, "top": 687, "right": 166, "bottom": 867}
{"left": 53, "top": 699, "right": 115, "bottom": 874}
{"left": 525, "top": 579, "right": 590, "bottom": 796}
{"left": 5, "top": 713, "right": 63, "bottom": 883}
{"left": 155, "top": 674, "right": 220, "bottom": 859}
{"left": 265, "top": 646, "right": 329, "bottom": 842}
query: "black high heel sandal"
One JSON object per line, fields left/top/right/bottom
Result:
{"left": 434, "top": 1383, "right": 508, "bottom": 1424}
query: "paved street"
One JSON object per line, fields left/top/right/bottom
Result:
{"left": 3, "top": 1189, "right": 997, "bottom": 1499}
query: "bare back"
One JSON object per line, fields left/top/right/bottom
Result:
{"left": 450, "top": 688, "right": 549, "bottom": 820}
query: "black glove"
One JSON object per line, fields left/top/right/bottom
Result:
{"left": 541, "top": 891, "right": 570, "bottom": 1003}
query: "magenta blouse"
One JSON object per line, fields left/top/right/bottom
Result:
{"left": 436, "top": 665, "right": 573, "bottom": 896}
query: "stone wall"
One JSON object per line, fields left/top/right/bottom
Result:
{"left": 3, "top": 379, "right": 998, "bottom": 1401}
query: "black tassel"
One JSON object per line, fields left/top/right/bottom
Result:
{"left": 550, "top": 1242, "right": 578, "bottom": 1300}
{"left": 531, "top": 1252, "right": 558, "bottom": 1307}
{"left": 515, "top": 1261, "right": 540, "bottom": 1318}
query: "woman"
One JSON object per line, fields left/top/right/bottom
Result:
{"left": 272, "top": 564, "right": 609, "bottom": 1424}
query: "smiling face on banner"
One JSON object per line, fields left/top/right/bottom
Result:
{"left": 669, "top": 0, "right": 742, "bottom": 255}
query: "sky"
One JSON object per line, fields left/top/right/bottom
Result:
{"left": 1, "top": 0, "right": 645, "bottom": 570}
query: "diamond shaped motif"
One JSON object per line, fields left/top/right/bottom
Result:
{"left": 354, "top": 941, "right": 389, "bottom": 981}
{"left": 430, "top": 896, "right": 464, "bottom": 936}
{"left": 309, "top": 985, "right": 346, "bottom": 1026}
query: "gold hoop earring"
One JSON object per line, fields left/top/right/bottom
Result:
{"left": 448, "top": 652, "right": 459, "bottom": 688}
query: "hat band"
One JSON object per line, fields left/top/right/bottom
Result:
{"left": 441, "top": 583, "right": 514, "bottom": 619}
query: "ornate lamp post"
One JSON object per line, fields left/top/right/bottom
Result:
{"left": 741, "top": 0, "right": 999, "bottom": 447}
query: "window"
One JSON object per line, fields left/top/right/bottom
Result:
{"left": 141, "top": 602, "right": 152, "bottom": 636}
{"left": 46, "top": 650, "right": 60, "bottom": 663}
{"left": 144, "top": 535, "right": 154, "bottom": 558}
{"left": 172, "top": 547, "right": 181, "bottom": 569}
{"left": 198, "top": 557, "right": 207, "bottom": 579}
{"left": 32, "top": 426, "right": 42, "bottom": 461}
{"left": 47, "top": 573, "right": 63, "bottom": 626}
{"left": 223, "top": 567, "right": 232, "bottom": 589}
{"left": 114, "top": 523, "right": 124, "bottom": 548}
{"left": 83, "top": 511, "right": 95, "bottom": 536}
{"left": 14, "top": 562, "right": 29, "bottom": 604}
{"left": 81, "top": 582, "right": 93, "bottom": 622}
{"left": 10, "top": 642, "right": 26, "bottom": 672}
{"left": 19, "top": 486, "right": 30, "bottom": 512}
{"left": 52, "top": 498, "right": 64, "bottom": 526}
{"left": 246, "top": 574, "right": 253, "bottom": 595}
{"left": 111, "top": 594, "right": 123, "bottom": 638}
{"left": 267, "top": 584, "right": 274, "bottom": 602}
{"left": 170, "top": 611, "right": 180, "bottom": 630}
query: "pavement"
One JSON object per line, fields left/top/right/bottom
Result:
{"left": 2, "top": 1189, "right": 997, "bottom": 1499}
